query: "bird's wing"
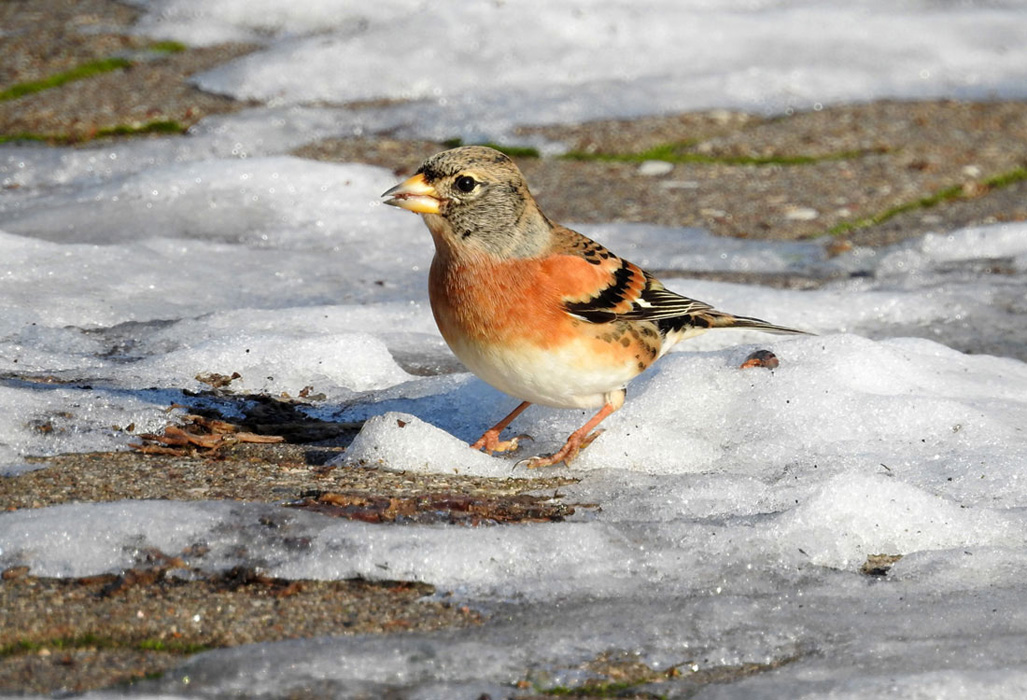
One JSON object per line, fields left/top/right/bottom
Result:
{"left": 547, "top": 226, "right": 715, "bottom": 324}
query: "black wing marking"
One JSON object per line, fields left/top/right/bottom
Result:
{"left": 563, "top": 263, "right": 639, "bottom": 324}
{"left": 564, "top": 269, "right": 715, "bottom": 324}
{"left": 616, "top": 276, "right": 716, "bottom": 320}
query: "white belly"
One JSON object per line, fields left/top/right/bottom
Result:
{"left": 446, "top": 335, "right": 640, "bottom": 409}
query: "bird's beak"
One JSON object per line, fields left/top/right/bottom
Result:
{"left": 381, "top": 173, "right": 441, "bottom": 214}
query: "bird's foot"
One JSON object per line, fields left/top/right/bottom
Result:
{"left": 518, "top": 429, "right": 605, "bottom": 469}
{"left": 471, "top": 430, "right": 533, "bottom": 454}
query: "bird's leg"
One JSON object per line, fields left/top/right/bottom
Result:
{"left": 524, "top": 399, "right": 619, "bottom": 468}
{"left": 471, "top": 401, "right": 532, "bottom": 454}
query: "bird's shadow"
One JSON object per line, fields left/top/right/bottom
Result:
{"left": 0, "top": 369, "right": 565, "bottom": 467}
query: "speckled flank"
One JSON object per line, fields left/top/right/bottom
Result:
{"left": 418, "top": 146, "right": 513, "bottom": 183}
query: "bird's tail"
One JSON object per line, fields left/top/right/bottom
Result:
{"left": 702, "top": 312, "right": 811, "bottom": 336}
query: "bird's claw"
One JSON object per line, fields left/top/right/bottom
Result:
{"left": 514, "top": 429, "right": 605, "bottom": 469}
{"left": 579, "top": 428, "right": 604, "bottom": 450}
{"left": 471, "top": 432, "right": 534, "bottom": 455}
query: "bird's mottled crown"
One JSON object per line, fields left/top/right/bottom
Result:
{"left": 417, "top": 146, "right": 515, "bottom": 183}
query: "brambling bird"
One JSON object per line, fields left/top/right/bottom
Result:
{"left": 383, "top": 146, "right": 806, "bottom": 467}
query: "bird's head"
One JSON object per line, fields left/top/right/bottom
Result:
{"left": 382, "top": 146, "right": 550, "bottom": 257}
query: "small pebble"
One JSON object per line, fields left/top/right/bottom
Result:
{"left": 740, "top": 350, "right": 779, "bottom": 370}
{"left": 784, "top": 206, "right": 820, "bottom": 221}
{"left": 637, "top": 160, "right": 674, "bottom": 176}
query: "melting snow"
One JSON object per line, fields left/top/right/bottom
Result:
{"left": 3, "top": 1, "right": 1027, "bottom": 697}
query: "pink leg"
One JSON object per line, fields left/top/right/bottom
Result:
{"left": 524, "top": 401, "right": 617, "bottom": 468}
{"left": 471, "top": 401, "right": 531, "bottom": 454}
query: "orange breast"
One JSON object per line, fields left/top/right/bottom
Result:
{"left": 429, "top": 254, "right": 611, "bottom": 349}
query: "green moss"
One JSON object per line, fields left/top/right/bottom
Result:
{"left": 1, "top": 634, "right": 109, "bottom": 657}
{"left": 1, "top": 634, "right": 209, "bottom": 658}
{"left": 562, "top": 142, "right": 877, "bottom": 167}
{"left": 0, "top": 132, "right": 50, "bottom": 145}
{"left": 0, "top": 41, "right": 189, "bottom": 103}
{"left": 136, "top": 639, "right": 211, "bottom": 654}
{"left": 540, "top": 679, "right": 668, "bottom": 698}
{"left": 96, "top": 119, "right": 188, "bottom": 138}
{"left": 0, "top": 120, "right": 188, "bottom": 145}
{"left": 444, "top": 137, "right": 865, "bottom": 165}
{"left": 491, "top": 144, "right": 541, "bottom": 158}
{"left": 0, "top": 57, "right": 132, "bottom": 102}
{"left": 147, "top": 40, "right": 189, "bottom": 54}
{"left": 828, "top": 165, "right": 1027, "bottom": 236}
{"left": 985, "top": 165, "right": 1027, "bottom": 189}
{"left": 440, "top": 138, "right": 540, "bottom": 158}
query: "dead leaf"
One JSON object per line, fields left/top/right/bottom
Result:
{"left": 130, "top": 413, "right": 284, "bottom": 456}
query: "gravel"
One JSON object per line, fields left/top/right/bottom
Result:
{"left": 300, "top": 100, "right": 1027, "bottom": 247}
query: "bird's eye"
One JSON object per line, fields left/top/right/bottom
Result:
{"left": 454, "top": 175, "right": 478, "bottom": 193}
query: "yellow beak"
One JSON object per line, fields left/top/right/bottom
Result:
{"left": 381, "top": 173, "right": 441, "bottom": 214}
